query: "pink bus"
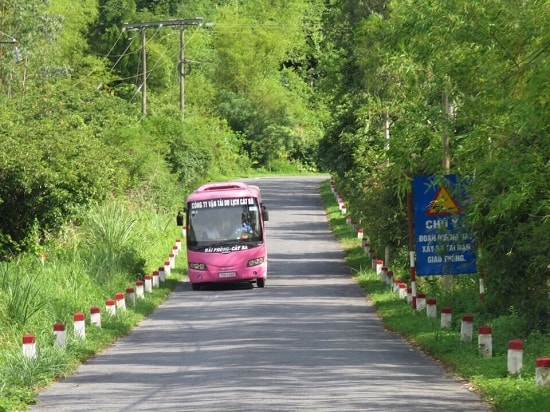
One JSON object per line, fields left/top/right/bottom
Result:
{"left": 178, "top": 181, "right": 269, "bottom": 290}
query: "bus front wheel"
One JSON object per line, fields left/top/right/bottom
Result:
{"left": 256, "top": 278, "right": 265, "bottom": 288}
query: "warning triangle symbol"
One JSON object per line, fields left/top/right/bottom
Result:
{"left": 427, "top": 186, "right": 461, "bottom": 215}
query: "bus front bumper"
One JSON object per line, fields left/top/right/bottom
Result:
{"left": 188, "top": 262, "right": 267, "bottom": 285}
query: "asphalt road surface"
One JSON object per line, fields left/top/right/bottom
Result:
{"left": 32, "top": 176, "right": 490, "bottom": 411}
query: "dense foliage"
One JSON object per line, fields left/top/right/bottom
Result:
{"left": 317, "top": 0, "right": 549, "bottom": 332}
{"left": 0, "top": 0, "right": 548, "bottom": 343}
{"left": 0, "top": 0, "right": 325, "bottom": 258}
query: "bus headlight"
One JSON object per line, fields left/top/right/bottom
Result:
{"left": 189, "top": 262, "right": 207, "bottom": 270}
{"left": 247, "top": 257, "right": 264, "bottom": 267}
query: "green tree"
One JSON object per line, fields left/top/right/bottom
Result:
{"left": 317, "top": 0, "right": 550, "bottom": 331}
{"left": 164, "top": 113, "right": 247, "bottom": 190}
{"left": 209, "top": 0, "right": 324, "bottom": 168}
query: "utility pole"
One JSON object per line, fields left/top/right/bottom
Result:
{"left": 179, "top": 26, "right": 185, "bottom": 119}
{"left": 0, "top": 30, "right": 18, "bottom": 92}
{"left": 442, "top": 91, "right": 451, "bottom": 172}
{"left": 442, "top": 88, "right": 452, "bottom": 291}
{"left": 123, "top": 18, "right": 204, "bottom": 117}
{"left": 141, "top": 28, "right": 147, "bottom": 115}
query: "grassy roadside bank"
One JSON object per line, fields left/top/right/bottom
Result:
{"left": 319, "top": 180, "right": 550, "bottom": 412}
{"left": 0, "top": 202, "right": 185, "bottom": 411}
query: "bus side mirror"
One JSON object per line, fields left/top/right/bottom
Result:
{"left": 262, "top": 204, "right": 269, "bottom": 221}
{"left": 176, "top": 210, "right": 184, "bottom": 226}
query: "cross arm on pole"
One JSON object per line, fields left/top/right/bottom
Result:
{"left": 123, "top": 18, "right": 203, "bottom": 31}
{"left": 0, "top": 30, "right": 17, "bottom": 44}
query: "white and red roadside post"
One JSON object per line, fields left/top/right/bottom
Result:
{"left": 392, "top": 277, "right": 400, "bottom": 293}
{"left": 357, "top": 228, "right": 364, "bottom": 239}
{"left": 363, "top": 239, "right": 370, "bottom": 254}
{"left": 382, "top": 266, "right": 395, "bottom": 291}
{"left": 398, "top": 283, "right": 408, "bottom": 300}
{"left": 136, "top": 280, "right": 144, "bottom": 299}
{"left": 175, "top": 239, "right": 182, "bottom": 252}
{"left": 22, "top": 334, "right": 37, "bottom": 359}
{"left": 172, "top": 244, "right": 179, "bottom": 257}
{"left": 90, "top": 306, "right": 101, "bottom": 327}
{"left": 460, "top": 314, "right": 474, "bottom": 343}
{"left": 441, "top": 307, "right": 452, "bottom": 329}
{"left": 169, "top": 253, "right": 175, "bottom": 269}
{"left": 106, "top": 298, "right": 116, "bottom": 316}
{"left": 415, "top": 293, "right": 426, "bottom": 312}
{"left": 158, "top": 266, "right": 165, "bottom": 282}
{"left": 478, "top": 326, "right": 492, "bottom": 357}
{"left": 337, "top": 197, "right": 345, "bottom": 214}
{"left": 536, "top": 358, "right": 550, "bottom": 386}
{"left": 126, "top": 287, "right": 135, "bottom": 307}
{"left": 376, "top": 259, "right": 384, "bottom": 276}
{"left": 164, "top": 260, "right": 171, "bottom": 276}
{"left": 115, "top": 292, "right": 126, "bottom": 311}
{"left": 386, "top": 270, "right": 394, "bottom": 287}
{"left": 152, "top": 271, "right": 160, "bottom": 288}
{"left": 340, "top": 203, "right": 347, "bottom": 215}
{"left": 144, "top": 274, "right": 153, "bottom": 293}
{"left": 53, "top": 322, "right": 66, "bottom": 348}
{"left": 368, "top": 248, "right": 375, "bottom": 260}
{"left": 73, "top": 312, "right": 85, "bottom": 340}
{"left": 381, "top": 266, "right": 388, "bottom": 284}
{"left": 380, "top": 266, "right": 387, "bottom": 283}
{"left": 507, "top": 340, "right": 523, "bottom": 374}
{"left": 426, "top": 298, "right": 437, "bottom": 318}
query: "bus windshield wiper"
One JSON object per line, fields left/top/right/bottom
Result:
{"left": 203, "top": 239, "right": 240, "bottom": 248}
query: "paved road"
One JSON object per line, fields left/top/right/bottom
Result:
{"left": 33, "top": 176, "right": 489, "bottom": 411}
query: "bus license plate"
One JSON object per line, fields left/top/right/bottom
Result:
{"left": 219, "top": 272, "right": 236, "bottom": 278}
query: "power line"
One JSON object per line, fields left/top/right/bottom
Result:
{"left": 122, "top": 18, "right": 205, "bottom": 118}
{"left": 0, "top": 30, "right": 17, "bottom": 44}
{"left": 109, "top": 36, "right": 137, "bottom": 72}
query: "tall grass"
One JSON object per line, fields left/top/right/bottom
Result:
{"left": 0, "top": 344, "right": 71, "bottom": 389}
{"left": 0, "top": 198, "right": 183, "bottom": 411}
{"left": 83, "top": 202, "right": 143, "bottom": 284}
{"left": 0, "top": 262, "right": 48, "bottom": 328}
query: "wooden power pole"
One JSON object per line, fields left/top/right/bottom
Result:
{"left": 123, "top": 18, "right": 204, "bottom": 118}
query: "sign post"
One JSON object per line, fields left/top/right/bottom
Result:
{"left": 407, "top": 191, "right": 417, "bottom": 308}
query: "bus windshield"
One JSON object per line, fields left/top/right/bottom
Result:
{"left": 187, "top": 197, "right": 263, "bottom": 251}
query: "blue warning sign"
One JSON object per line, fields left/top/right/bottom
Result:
{"left": 413, "top": 175, "right": 477, "bottom": 276}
